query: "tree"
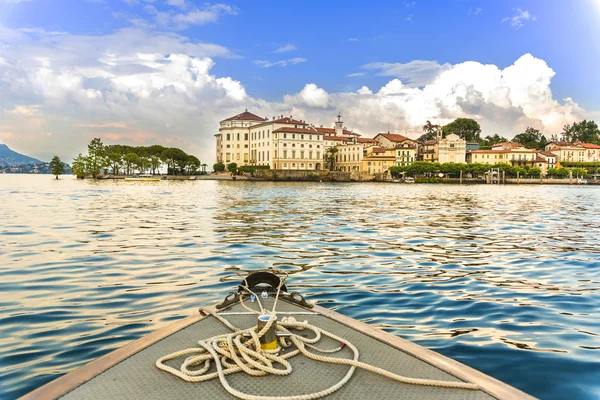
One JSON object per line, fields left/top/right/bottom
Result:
{"left": 512, "top": 127, "right": 548, "bottom": 150}
{"left": 108, "top": 152, "right": 122, "bottom": 175}
{"left": 50, "top": 156, "right": 64, "bottom": 179}
{"left": 529, "top": 167, "right": 542, "bottom": 177}
{"left": 123, "top": 152, "right": 139, "bottom": 175}
{"left": 201, "top": 163, "right": 208, "bottom": 174}
{"left": 150, "top": 156, "right": 161, "bottom": 175}
{"left": 326, "top": 147, "right": 339, "bottom": 170}
{"left": 482, "top": 134, "right": 508, "bottom": 147}
{"left": 571, "top": 167, "right": 588, "bottom": 178}
{"left": 555, "top": 167, "right": 570, "bottom": 178}
{"left": 561, "top": 120, "right": 600, "bottom": 144}
{"left": 442, "top": 118, "right": 482, "bottom": 142}
{"left": 418, "top": 120, "right": 440, "bottom": 142}
{"left": 87, "top": 138, "right": 106, "bottom": 179}
{"left": 187, "top": 155, "right": 201, "bottom": 175}
{"left": 227, "top": 162, "right": 238, "bottom": 174}
{"left": 213, "top": 162, "right": 225, "bottom": 172}
{"left": 71, "top": 154, "right": 88, "bottom": 179}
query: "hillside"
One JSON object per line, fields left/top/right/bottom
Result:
{"left": 0, "top": 144, "right": 43, "bottom": 166}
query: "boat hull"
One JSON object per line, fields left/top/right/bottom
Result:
{"left": 22, "top": 296, "right": 535, "bottom": 400}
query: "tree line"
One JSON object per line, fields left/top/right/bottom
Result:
{"left": 71, "top": 138, "right": 206, "bottom": 178}
{"left": 419, "top": 119, "right": 600, "bottom": 150}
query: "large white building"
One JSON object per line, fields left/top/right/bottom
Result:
{"left": 216, "top": 111, "right": 361, "bottom": 171}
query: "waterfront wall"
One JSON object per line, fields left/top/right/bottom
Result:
{"left": 252, "top": 169, "right": 352, "bottom": 181}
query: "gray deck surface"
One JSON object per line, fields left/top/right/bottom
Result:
{"left": 61, "top": 298, "right": 495, "bottom": 400}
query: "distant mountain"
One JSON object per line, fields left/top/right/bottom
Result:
{"left": 0, "top": 144, "right": 43, "bottom": 166}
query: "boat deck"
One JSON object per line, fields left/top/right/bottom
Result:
{"left": 25, "top": 297, "right": 534, "bottom": 399}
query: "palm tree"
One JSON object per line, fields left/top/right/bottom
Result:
{"left": 419, "top": 120, "right": 440, "bottom": 142}
{"left": 201, "top": 163, "right": 208, "bottom": 174}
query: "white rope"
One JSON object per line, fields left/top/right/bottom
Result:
{"left": 156, "top": 278, "right": 479, "bottom": 399}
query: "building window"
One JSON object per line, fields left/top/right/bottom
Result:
{"left": 317, "top": 152, "right": 321, "bottom": 159}
{"left": 283, "top": 150, "right": 287, "bottom": 158}
{"left": 226, "top": 134, "right": 230, "bottom": 141}
{"left": 237, "top": 133, "right": 240, "bottom": 140}
{"left": 244, "top": 133, "right": 248, "bottom": 140}
{"left": 300, "top": 151, "right": 305, "bottom": 159}
{"left": 267, "top": 151, "right": 269, "bottom": 161}
{"left": 283, "top": 134, "right": 287, "bottom": 139}
{"left": 292, "top": 150, "right": 296, "bottom": 158}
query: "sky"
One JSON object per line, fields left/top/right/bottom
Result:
{"left": 1, "top": 0, "right": 600, "bottom": 164}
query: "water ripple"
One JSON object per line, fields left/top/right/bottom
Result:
{"left": 0, "top": 176, "right": 599, "bottom": 399}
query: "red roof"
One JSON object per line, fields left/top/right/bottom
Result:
{"left": 376, "top": 133, "right": 413, "bottom": 143}
{"left": 273, "top": 127, "right": 321, "bottom": 134}
{"left": 370, "top": 147, "right": 389, "bottom": 153}
{"left": 223, "top": 111, "right": 266, "bottom": 122}
{"left": 538, "top": 151, "right": 557, "bottom": 158}
{"left": 272, "top": 117, "right": 307, "bottom": 125}
{"left": 423, "top": 139, "right": 437, "bottom": 145}
{"left": 579, "top": 142, "right": 600, "bottom": 149}
{"left": 315, "top": 127, "right": 359, "bottom": 136}
{"left": 492, "top": 142, "right": 521, "bottom": 149}
{"left": 357, "top": 138, "right": 378, "bottom": 143}
{"left": 535, "top": 156, "right": 547, "bottom": 163}
{"left": 323, "top": 135, "right": 350, "bottom": 141}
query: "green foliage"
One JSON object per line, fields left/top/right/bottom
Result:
{"left": 528, "top": 167, "right": 542, "bottom": 177}
{"left": 49, "top": 156, "right": 64, "bottom": 178}
{"left": 555, "top": 167, "right": 570, "bottom": 177}
{"left": 442, "top": 118, "right": 482, "bottom": 142}
{"left": 86, "top": 138, "right": 106, "bottom": 179}
{"left": 306, "top": 172, "right": 320, "bottom": 181}
{"left": 227, "top": 162, "right": 238, "bottom": 174}
{"left": 213, "top": 162, "right": 225, "bottom": 172}
{"left": 415, "top": 177, "right": 439, "bottom": 183}
{"left": 326, "top": 146, "right": 338, "bottom": 170}
{"left": 418, "top": 120, "right": 440, "bottom": 142}
{"left": 512, "top": 127, "right": 548, "bottom": 150}
{"left": 123, "top": 152, "right": 139, "bottom": 175}
{"left": 571, "top": 167, "right": 588, "bottom": 178}
{"left": 481, "top": 134, "right": 508, "bottom": 147}
{"left": 561, "top": 120, "right": 600, "bottom": 144}
{"left": 71, "top": 154, "right": 88, "bottom": 178}
{"left": 237, "top": 165, "right": 270, "bottom": 174}
{"left": 108, "top": 152, "right": 122, "bottom": 175}
{"left": 559, "top": 161, "right": 600, "bottom": 168}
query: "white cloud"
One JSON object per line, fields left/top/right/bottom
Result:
{"left": 284, "top": 83, "right": 330, "bottom": 108}
{"left": 346, "top": 72, "right": 366, "bottom": 78}
{"left": 406, "top": 14, "right": 413, "bottom": 22}
{"left": 0, "top": 0, "right": 33, "bottom": 3}
{"left": 154, "top": 3, "right": 238, "bottom": 29}
{"left": 255, "top": 58, "right": 307, "bottom": 68}
{"left": 348, "top": 38, "right": 359, "bottom": 42}
{"left": 274, "top": 44, "right": 296, "bottom": 53}
{"left": 166, "top": 0, "right": 186, "bottom": 8}
{"left": 468, "top": 7, "right": 482, "bottom": 16}
{"left": 362, "top": 60, "right": 451, "bottom": 86}
{"left": 0, "top": 23, "right": 594, "bottom": 166}
{"left": 502, "top": 8, "right": 536, "bottom": 29}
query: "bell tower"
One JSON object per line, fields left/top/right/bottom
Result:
{"left": 335, "top": 113, "right": 343, "bottom": 136}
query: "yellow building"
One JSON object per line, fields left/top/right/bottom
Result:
{"left": 545, "top": 141, "right": 600, "bottom": 164}
{"left": 361, "top": 147, "right": 396, "bottom": 174}
{"left": 394, "top": 143, "right": 417, "bottom": 166}
{"left": 467, "top": 144, "right": 538, "bottom": 167}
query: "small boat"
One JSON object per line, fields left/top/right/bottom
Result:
{"left": 404, "top": 177, "right": 415, "bottom": 183}
{"left": 124, "top": 174, "right": 162, "bottom": 182}
{"left": 24, "top": 272, "right": 534, "bottom": 400}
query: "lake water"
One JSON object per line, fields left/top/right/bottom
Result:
{"left": 1, "top": 175, "right": 599, "bottom": 399}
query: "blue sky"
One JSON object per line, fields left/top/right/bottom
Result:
{"left": 1, "top": 0, "right": 599, "bottom": 162}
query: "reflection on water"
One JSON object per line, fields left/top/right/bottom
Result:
{"left": 1, "top": 175, "right": 600, "bottom": 399}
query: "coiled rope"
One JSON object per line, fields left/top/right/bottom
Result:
{"left": 156, "top": 277, "right": 479, "bottom": 399}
